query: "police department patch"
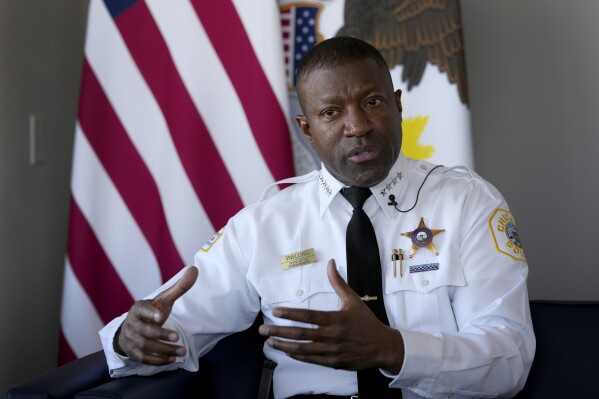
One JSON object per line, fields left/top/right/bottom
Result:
{"left": 488, "top": 209, "right": 526, "bottom": 262}
{"left": 200, "top": 227, "right": 224, "bottom": 253}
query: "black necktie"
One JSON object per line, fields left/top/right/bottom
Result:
{"left": 342, "top": 187, "right": 398, "bottom": 399}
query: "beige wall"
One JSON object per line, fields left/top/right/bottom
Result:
{"left": 1, "top": 0, "right": 598, "bottom": 394}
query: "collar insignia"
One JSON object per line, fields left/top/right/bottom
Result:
{"left": 380, "top": 172, "right": 403, "bottom": 197}
{"left": 319, "top": 174, "right": 332, "bottom": 197}
{"left": 401, "top": 217, "right": 445, "bottom": 257}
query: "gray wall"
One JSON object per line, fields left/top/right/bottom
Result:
{"left": 461, "top": 0, "right": 599, "bottom": 301}
{"left": 0, "top": 0, "right": 88, "bottom": 393}
{"left": 1, "top": 0, "right": 598, "bottom": 394}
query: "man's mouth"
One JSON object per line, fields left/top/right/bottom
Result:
{"left": 347, "top": 146, "right": 380, "bottom": 163}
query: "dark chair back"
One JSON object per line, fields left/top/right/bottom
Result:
{"left": 8, "top": 301, "right": 599, "bottom": 398}
{"left": 514, "top": 300, "right": 599, "bottom": 399}
{"left": 6, "top": 317, "right": 267, "bottom": 399}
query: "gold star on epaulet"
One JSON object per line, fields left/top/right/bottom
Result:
{"left": 401, "top": 217, "right": 446, "bottom": 258}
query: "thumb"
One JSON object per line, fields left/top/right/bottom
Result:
{"left": 154, "top": 265, "right": 199, "bottom": 307}
{"left": 327, "top": 259, "right": 357, "bottom": 304}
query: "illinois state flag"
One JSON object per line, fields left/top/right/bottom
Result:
{"left": 280, "top": 0, "right": 473, "bottom": 174}
{"left": 59, "top": 0, "right": 294, "bottom": 363}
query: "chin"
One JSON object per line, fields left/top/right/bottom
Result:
{"left": 350, "top": 169, "right": 387, "bottom": 187}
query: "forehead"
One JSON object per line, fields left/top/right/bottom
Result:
{"left": 300, "top": 58, "right": 392, "bottom": 103}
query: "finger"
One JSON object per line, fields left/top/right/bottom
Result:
{"left": 137, "top": 337, "right": 186, "bottom": 358}
{"left": 259, "top": 324, "right": 322, "bottom": 341}
{"left": 154, "top": 266, "right": 198, "bottom": 306}
{"left": 131, "top": 300, "right": 165, "bottom": 324}
{"left": 288, "top": 353, "right": 344, "bottom": 368}
{"left": 120, "top": 320, "right": 179, "bottom": 348}
{"left": 271, "top": 307, "right": 334, "bottom": 327}
{"left": 326, "top": 259, "right": 358, "bottom": 303}
{"left": 267, "top": 337, "right": 324, "bottom": 354}
{"left": 131, "top": 320, "right": 179, "bottom": 343}
{"left": 120, "top": 325, "right": 186, "bottom": 358}
{"left": 266, "top": 339, "right": 351, "bottom": 369}
{"left": 127, "top": 346, "right": 180, "bottom": 366}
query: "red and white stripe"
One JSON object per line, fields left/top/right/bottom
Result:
{"left": 60, "top": 0, "right": 294, "bottom": 363}
{"left": 280, "top": 7, "right": 296, "bottom": 86}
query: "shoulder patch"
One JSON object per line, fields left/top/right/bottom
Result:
{"left": 488, "top": 209, "right": 527, "bottom": 262}
{"left": 200, "top": 227, "right": 225, "bottom": 252}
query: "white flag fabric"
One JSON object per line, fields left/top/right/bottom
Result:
{"left": 59, "top": 0, "right": 294, "bottom": 363}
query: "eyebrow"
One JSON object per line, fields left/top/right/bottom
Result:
{"left": 317, "top": 89, "right": 388, "bottom": 103}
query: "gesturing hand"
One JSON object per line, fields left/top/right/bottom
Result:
{"left": 259, "top": 259, "right": 404, "bottom": 374}
{"left": 115, "top": 266, "right": 199, "bottom": 365}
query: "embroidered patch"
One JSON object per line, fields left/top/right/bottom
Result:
{"left": 200, "top": 227, "right": 225, "bottom": 252}
{"left": 409, "top": 263, "right": 439, "bottom": 273}
{"left": 488, "top": 209, "right": 527, "bottom": 262}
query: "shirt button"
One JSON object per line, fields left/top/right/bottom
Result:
{"left": 421, "top": 279, "right": 430, "bottom": 286}
{"left": 295, "top": 289, "right": 304, "bottom": 297}
{"left": 420, "top": 164, "right": 428, "bottom": 170}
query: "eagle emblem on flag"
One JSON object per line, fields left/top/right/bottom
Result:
{"left": 279, "top": 0, "right": 473, "bottom": 174}
{"left": 336, "top": 0, "right": 469, "bottom": 104}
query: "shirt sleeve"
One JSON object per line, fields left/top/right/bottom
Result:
{"left": 388, "top": 177, "right": 535, "bottom": 398}
{"left": 98, "top": 217, "right": 261, "bottom": 377}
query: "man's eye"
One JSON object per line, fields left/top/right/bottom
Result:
{"left": 366, "top": 98, "right": 383, "bottom": 107}
{"left": 322, "top": 109, "right": 336, "bottom": 117}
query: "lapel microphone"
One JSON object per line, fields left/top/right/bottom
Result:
{"left": 386, "top": 165, "right": 443, "bottom": 213}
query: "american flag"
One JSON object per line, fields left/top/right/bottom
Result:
{"left": 280, "top": 5, "right": 320, "bottom": 88}
{"left": 59, "top": 0, "right": 294, "bottom": 363}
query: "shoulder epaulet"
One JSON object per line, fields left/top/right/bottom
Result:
{"left": 259, "top": 170, "right": 320, "bottom": 202}
{"left": 442, "top": 165, "right": 502, "bottom": 200}
{"left": 444, "top": 164, "right": 474, "bottom": 176}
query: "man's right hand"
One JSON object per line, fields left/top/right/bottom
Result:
{"left": 114, "top": 266, "right": 199, "bottom": 365}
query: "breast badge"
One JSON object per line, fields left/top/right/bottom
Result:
{"left": 488, "top": 208, "right": 527, "bottom": 262}
{"left": 401, "top": 217, "right": 445, "bottom": 258}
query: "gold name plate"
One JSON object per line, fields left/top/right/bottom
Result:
{"left": 280, "top": 248, "right": 317, "bottom": 270}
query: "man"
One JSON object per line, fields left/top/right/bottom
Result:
{"left": 100, "top": 37, "right": 535, "bottom": 398}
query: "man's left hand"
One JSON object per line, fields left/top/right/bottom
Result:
{"left": 258, "top": 259, "right": 404, "bottom": 374}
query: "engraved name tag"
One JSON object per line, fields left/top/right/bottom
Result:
{"left": 280, "top": 248, "right": 317, "bottom": 270}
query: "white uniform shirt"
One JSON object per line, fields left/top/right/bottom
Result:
{"left": 100, "top": 154, "right": 535, "bottom": 399}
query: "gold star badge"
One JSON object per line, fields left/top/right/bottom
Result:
{"left": 401, "top": 217, "right": 446, "bottom": 258}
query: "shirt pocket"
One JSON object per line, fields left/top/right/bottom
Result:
{"left": 260, "top": 261, "right": 337, "bottom": 312}
{"left": 383, "top": 254, "right": 465, "bottom": 332}
{"left": 384, "top": 252, "right": 465, "bottom": 294}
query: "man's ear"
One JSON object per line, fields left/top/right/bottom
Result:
{"left": 394, "top": 89, "right": 403, "bottom": 113}
{"left": 295, "top": 114, "right": 313, "bottom": 144}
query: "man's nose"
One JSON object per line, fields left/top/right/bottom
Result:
{"left": 343, "top": 107, "right": 370, "bottom": 137}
